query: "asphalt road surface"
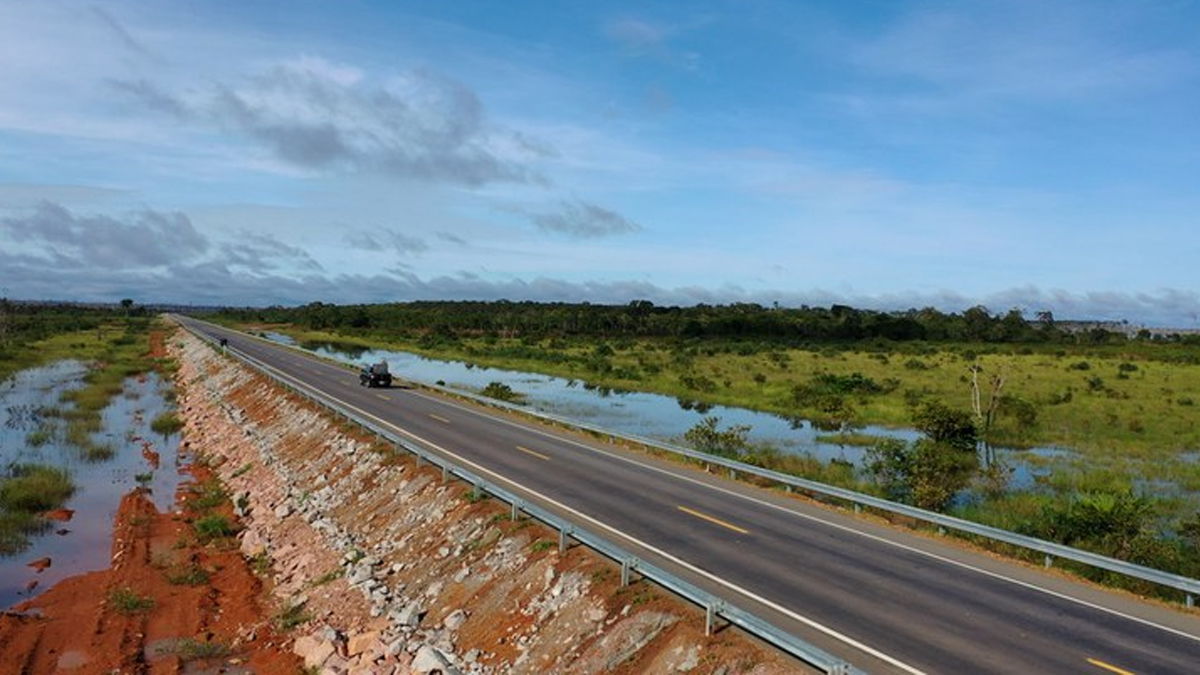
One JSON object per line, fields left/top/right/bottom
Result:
{"left": 180, "top": 318, "right": 1200, "bottom": 674}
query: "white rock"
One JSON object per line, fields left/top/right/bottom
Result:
{"left": 442, "top": 609, "right": 467, "bottom": 631}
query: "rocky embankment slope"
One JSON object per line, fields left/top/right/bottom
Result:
{"left": 172, "top": 329, "right": 799, "bottom": 674}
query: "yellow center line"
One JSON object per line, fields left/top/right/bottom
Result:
{"left": 375, "top": 393, "right": 391, "bottom": 401}
{"left": 678, "top": 506, "right": 750, "bottom": 535}
{"left": 428, "top": 413, "right": 450, "bottom": 424}
{"left": 516, "top": 445, "right": 551, "bottom": 461}
{"left": 1087, "top": 658, "right": 1135, "bottom": 675}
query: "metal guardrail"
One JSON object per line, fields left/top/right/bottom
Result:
{"left": 194, "top": 318, "right": 1200, "bottom": 606}
{"left": 179, "top": 320, "right": 858, "bottom": 675}
{"left": 237, "top": 322, "right": 1200, "bottom": 607}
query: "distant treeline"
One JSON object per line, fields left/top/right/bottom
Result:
{"left": 210, "top": 300, "right": 1193, "bottom": 346}
{"left": 0, "top": 301, "right": 131, "bottom": 346}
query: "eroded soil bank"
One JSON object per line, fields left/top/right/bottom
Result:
{"left": 2, "top": 327, "right": 801, "bottom": 674}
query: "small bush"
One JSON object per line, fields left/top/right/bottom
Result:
{"left": 171, "top": 638, "right": 229, "bottom": 661}
{"left": 275, "top": 601, "right": 311, "bottom": 631}
{"left": 481, "top": 381, "right": 522, "bottom": 403}
{"left": 109, "top": 587, "right": 155, "bottom": 614}
{"left": 0, "top": 464, "right": 75, "bottom": 513}
{"left": 150, "top": 412, "right": 183, "bottom": 436}
{"left": 166, "top": 562, "right": 212, "bottom": 586}
{"left": 194, "top": 514, "right": 235, "bottom": 542}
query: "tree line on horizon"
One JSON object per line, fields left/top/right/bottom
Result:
{"left": 209, "top": 299, "right": 1186, "bottom": 346}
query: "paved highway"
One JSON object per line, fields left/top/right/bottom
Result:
{"left": 182, "top": 318, "right": 1200, "bottom": 674}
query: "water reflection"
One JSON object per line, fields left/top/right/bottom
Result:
{"left": 1, "top": 363, "right": 185, "bottom": 609}
{"left": 266, "top": 334, "right": 1065, "bottom": 492}
{"left": 283, "top": 339, "right": 918, "bottom": 464}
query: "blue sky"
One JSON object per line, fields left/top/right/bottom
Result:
{"left": 1, "top": 1, "right": 1198, "bottom": 325}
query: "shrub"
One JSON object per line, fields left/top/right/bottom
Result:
{"left": 109, "top": 587, "right": 155, "bottom": 614}
{"left": 150, "top": 412, "right": 183, "bottom": 436}
{"left": 0, "top": 464, "right": 75, "bottom": 513}
{"left": 480, "top": 381, "right": 522, "bottom": 403}
{"left": 194, "top": 514, "right": 235, "bottom": 542}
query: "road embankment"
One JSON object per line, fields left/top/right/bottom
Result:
{"left": 170, "top": 328, "right": 800, "bottom": 673}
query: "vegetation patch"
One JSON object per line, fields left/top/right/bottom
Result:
{"left": 150, "top": 412, "right": 184, "bottom": 436}
{"left": 109, "top": 586, "right": 155, "bottom": 614}
{"left": 275, "top": 600, "right": 312, "bottom": 631}
{"left": 165, "top": 561, "right": 212, "bottom": 586}
{"left": 193, "top": 514, "right": 236, "bottom": 543}
{"left": 480, "top": 381, "right": 523, "bottom": 403}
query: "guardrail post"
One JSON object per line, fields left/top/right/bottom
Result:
{"left": 1187, "top": 594, "right": 1194, "bottom": 609}
{"left": 853, "top": 503, "right": 861, "bottom": 515}
{"left": 621, "top": 557, "right": 638, "bottom": 587}
{"left": 729, "top": 468, "right": 736, "bottom": 480}
{"left": 1044, "top": 555, "right": 1053, "bottom": 569}
{"left": 415, "top": 451, "right": 424, "bottom": 468}
{"left": 558, "top": 524, "right": 572, "bottom": 553}
{"left": 705, "top": 600, "right": 725, "bottom": 636}
{"left": 472, "top": 483, "right": 481, "bottom": 501}
{"left": 511, "top": 499, "right": 521, "bottom": 521}
{"left": 442, "top": 464, "right": 449, "bottom": 483}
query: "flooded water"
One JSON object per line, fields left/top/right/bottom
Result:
{"left": 1, "top": 362, "right": 186, "bottom": 609}
{"left": 271, "top": 335, "right": 1061, "bottom": 489}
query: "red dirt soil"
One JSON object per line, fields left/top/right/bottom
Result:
{"left": 0, "top": 466, "right": 300, "bottom": 674}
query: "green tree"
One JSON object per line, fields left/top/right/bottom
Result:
{"left": 866, "top": 403, "right": 980, "bottom": 511}
{"left": 684, "top": 416, "right": 752, "bottom": 459}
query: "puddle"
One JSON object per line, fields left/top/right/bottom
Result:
{"left": 1, "top": 362, "right": 187, "bottom": 609}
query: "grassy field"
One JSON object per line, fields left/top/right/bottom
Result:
{"left": 250, "top": 326, "right": 1200, "bottom": 455}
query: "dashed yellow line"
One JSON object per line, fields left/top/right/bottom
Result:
{"left": 516, "top": 445, "right": 550, "bottom": 461}
{"left": 1087, "top": 658, "right": 1135, "bottom": 675}
{"left": 375, "top": 393, "right": 391, "bottom": 401}
{"left": 677, "top": 506, "right": 750, "bottom": 535}
{"left": 428, "top": 413, "right": 450, "bottom": 424}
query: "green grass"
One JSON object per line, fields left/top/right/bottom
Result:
{"left": 530, "top": 539, "right": 556, "bottom": 553}
{"left": 0, "top": 510, "right": 49, "bottom": 555}
{"left": 310, "top": 567, "right": 342, "bottom": 587}
{"left": 168, "top": 637, "right": 230, "bottom": 661}
{"left": 194, "top": 514, "right": 236, "bottom": 543}
{"left": 0, "top": 464, "right": 75, "bottom": 513}
{"left": 275, "top": 601, "right": 311, "bottom": 631}
{"left": 190, "top": 480, "right": 229, "bottom": 511}
{"left": 108, "top": 586, "right": 155, "bottom": 614}
{"left": 150, "top": 412, "right": 183, "bottom": 436}
{"left": 25, "top": 425, "right": 55, "bottom": 447}
{"left": 165, "top": 562, "right": 212, "bottom": 586}
{"left": 275, "top": 327, "right": 1200, "bottom": 463}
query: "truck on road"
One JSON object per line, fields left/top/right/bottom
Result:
{"left": 359, "top": 361, "right": 392, "bottom": 388}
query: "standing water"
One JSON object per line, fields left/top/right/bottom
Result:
{"left": 281, "top": 336, "right": 1057, "bottom": 489}
{"left": 291, "top": 337, "right": 917, "bottom": 462}
{"left": 0, "top": 362, "right": 186, "bottom": 609}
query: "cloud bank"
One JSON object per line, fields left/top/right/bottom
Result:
{"left": 114, "top": 58, "right": 543, "bottom": 187}
{"left": 0, "top": 200, "right": 1194, "bottom": 329}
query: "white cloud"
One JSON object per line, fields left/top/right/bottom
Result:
{"left": 527, "top": 200, "right": 643, "bottom": 239}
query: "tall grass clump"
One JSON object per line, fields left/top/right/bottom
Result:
{"left": 0, "top": 464, "right": 75, "bottom": 513}
{"left": 0, "top": 463, "right": 76, "bottom": 554}
{"left": 150, "top": 412, "right": 184, "bottom": 436}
